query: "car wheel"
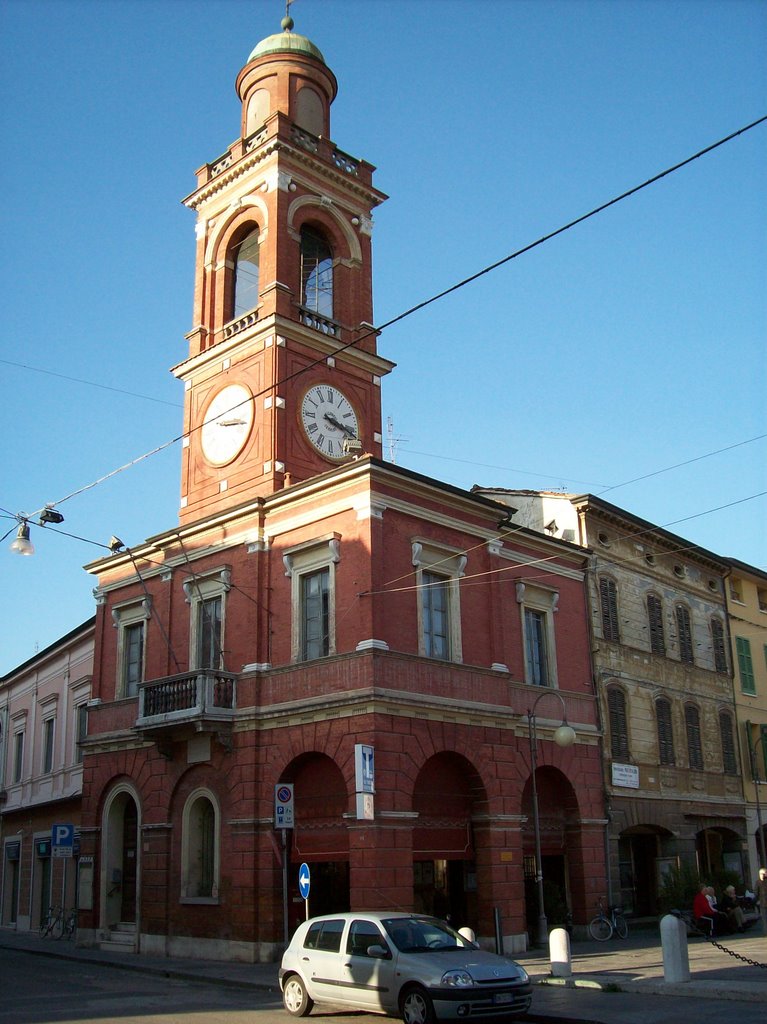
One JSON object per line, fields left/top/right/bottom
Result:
{"left": 283, "top": 974, "right": 314, "bottom": 1017}
{"left": 400, "top": 985, "right": 435, "bottom": 1024}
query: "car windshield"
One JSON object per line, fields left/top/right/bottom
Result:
{"left": 382, "top": 916, "right": 468, "bottom": 953}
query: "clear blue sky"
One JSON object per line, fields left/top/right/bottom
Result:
{"left": 1, "top": 0, "right": 765, "bottom": 674}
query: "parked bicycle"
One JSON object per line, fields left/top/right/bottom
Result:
{"left": 39, "top": 905, "right": 64, "bottom": 939}
{"left": 588, "top": 898, "right": 628, "bottom": 941}
{"left": 61, "top": 907, "right": 78, "bottom": 940}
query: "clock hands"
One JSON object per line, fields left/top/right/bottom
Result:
{"left": 323, "top": 412, "right": 357, "bottom": 439}
{"left": 218, "top": 417, "right": 247, "bottom": 427}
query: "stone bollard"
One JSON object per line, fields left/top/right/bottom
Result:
{"left": 549, "top": 926, "right": 572, "bottom": 978}
{"left": 660, "top": 913, "right": 690, "bottom": 983}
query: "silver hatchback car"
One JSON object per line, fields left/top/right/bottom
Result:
{"left": 279, "top": 911, "right": 532, "bottom": 1023}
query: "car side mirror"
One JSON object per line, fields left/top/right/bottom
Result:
{"left": 367, "top": 944, "right": 391, "bottom": 959}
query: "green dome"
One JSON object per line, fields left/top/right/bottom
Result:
{"left": 247, "top": 26, "right": 326, "bottom": 65}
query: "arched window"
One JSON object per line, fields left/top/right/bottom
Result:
{"left": 607, "top": 686, "right": 629, "bottom": 760}
{"left": 685, "top": 704, "right": 704, "bottom": 770}
{"left": 656, "top": 698, "right": 675, "bottom": 765}
{"left": 232, "top": 228, "right": 260, "bottom": 319}
{"left": 719, "top": 711, "right": 738, "bottom": 775}
{"left": 300, "top": 225, "right": 333, "bottom": 318}
{"left": 182, "top": 792, "right": 219, "bottom": 900}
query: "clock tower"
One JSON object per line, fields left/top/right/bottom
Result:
{"left": 174, "top": 15, "right": 394, "bottom": 524}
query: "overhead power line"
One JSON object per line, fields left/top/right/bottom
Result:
{"left": 21, "top": 113, "right": 767, "bottom": 515}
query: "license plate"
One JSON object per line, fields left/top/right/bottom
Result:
{"left": 493, "top": 993, "right": 513, "bottom": 1005}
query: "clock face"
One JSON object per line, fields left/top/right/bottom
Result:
{"left": 200, "top": 383, "right": 254, "bottom": 466}
{"left": 300, "top": 384, "right": 360, "bottom": 461}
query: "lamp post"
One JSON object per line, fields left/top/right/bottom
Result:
{"left": 747, "top": 727, "right": 767, "bottom": 935}
{"left": 527, "top": 690, "right": 576, "bottom": 947}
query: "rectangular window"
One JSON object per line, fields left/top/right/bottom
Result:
{"left": 197, "top": 596, "right": 223, "bottom": 669}
{"left": 647, "top": 595, "right": 665, "bottom": 656}
{"left": 301, "top": 569, "right": 330, "bottom": 661}
{"left": 656, "top": 699, "right": 675, "bottom": 765}
{"left": 422, "top": 571, "right": 450, "bottom": 660}
{"left": 608, "top": 687, "right": 629, "bottom": 760}
{"left": 13, "top": 731, "right": 24, "bottom": 783}
{"left": 123, "top": 621, "right": 144, "bottom": 697}
{"left": 42, "top": 719, "right": 55, "bottom": 774}
{"left": 685, "top": 705, "right": 704, "bottom": 771}
{"left": 75, "top": 703, "right": 88, "bottom": 765}
{"left": 676, "top": 606, "right": 694, "bottom": 665}
{"left": 711, "top": 618, "right": 728, "bottom": 673}
{"left": 736, "top": 637, "right": 756, "bottom": 695}
{"left": 524, "top": 608, "right": 549, "bottom": 686}
{"left": 599, "top": 577, "right": 620, "bottom": 643}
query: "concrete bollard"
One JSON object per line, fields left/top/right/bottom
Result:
{"left": 660, "top": 913, "right": 690, "bottom": 983}
{"left": 549, "top": 926, "right": 572, "bottom": 978}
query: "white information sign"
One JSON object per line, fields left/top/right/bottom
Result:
{"left": 612, "top": 763, "right": 640, "bottom": 789}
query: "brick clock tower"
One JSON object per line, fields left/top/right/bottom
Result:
{"left": 174, "top": 15, "right": 394, "bottom": 523}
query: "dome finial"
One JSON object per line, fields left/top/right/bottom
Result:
{"left": 282, "top": 0, "right": 294, "bottom": 33}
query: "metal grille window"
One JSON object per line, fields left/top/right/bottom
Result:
{"left": 599, "top": 577, "right": 620, "bottom": 643}
{"left": 736, "top": 636, "right": 756, "bottom": 694}
{"left": 647, "top": 594, "right": 665, "bottom": 655}
{"left": 656, "top": 698, "right": 675, "bottom": 765}
{"left": 676, "top": 605, "right": 694, "bottom": 664}
{"left": 685, "top": 704, "right": 704, "bottom": 770}
{"left": 422, "top": 571, "right": 450, "bottom": 659}
{"left": 232, "top": 228, "right": 260, "bottom": 318}
{"left": 524, "top": 608, "right": 550, "bottom": 686}
{"left": 711, "top": 617, "right": 728, "bottom": 673}
{"left": 607, "top": 686, "right": 629, "bottom": 760}
{"left": 300, "top": 225, "right": 333, "bottom": 318}
{"left": 719, "top": 711, "right": 737, "bottom": 775}
{"left": 301, "top": 568, "right": 330, "bottom": 660}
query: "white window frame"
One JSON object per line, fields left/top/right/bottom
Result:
{"left": 284, "top": 536, "right": 340, "bottom": 662}
{"left": 183, "top": 568, "right": 231, "bottom": 670}
{"left": 112, "top": 598, "right": 151, "bottom": 698}
{"left": 181, "top": 787, "right": 221, "bottom": 903}
{"left": 412, "top": 540, "right": 466, "bottom": 663}
{"left": 516, "top": 581, "right": 559, "bottom": 688}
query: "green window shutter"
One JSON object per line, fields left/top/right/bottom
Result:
{"left": 736, "top": 637, "right": 756, "bottom": 695}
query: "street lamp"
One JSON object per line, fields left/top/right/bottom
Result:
{"left": 528, "top": 689, "right": 576, "bottom": 947}
{"left": 747, "top": 726, "right": 767, "bottom": 935}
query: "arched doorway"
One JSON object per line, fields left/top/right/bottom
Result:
{"left": 282, "top": 753, "right": 350, "bottom": 929}
{"left": 522, "top": 766, "right": 577, "bottom": 935}
{"left": 412, "top": 753, "right": 487, "bottom": 930}
{"left": 102, "top": 787, "right": 140, "bottom": 930}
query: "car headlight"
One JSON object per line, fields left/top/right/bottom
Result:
{"left": 441, "top": 969, "right": 474, "bottom": 988}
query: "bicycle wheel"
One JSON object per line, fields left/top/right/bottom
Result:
{"left": 39, "top": 916, "right": 52, "bottom": 938}
{"left": 51, "top": 911, "right": 64, "bottom": 939}
{"left": 614, "top": 914, "right": 628, "bottom": 939}
{"left": 589, "top": 915, "right": 612, "bottom": 941}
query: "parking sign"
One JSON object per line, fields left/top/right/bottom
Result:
{"left": 275, "top": 784, "right": 294, "bottom": 828}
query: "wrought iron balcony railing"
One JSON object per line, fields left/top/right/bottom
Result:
{"left": 136, "top": 670, "right": 237, "bottom": 733}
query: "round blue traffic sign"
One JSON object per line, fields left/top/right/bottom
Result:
{"left": 298, "top": 862, "right": 311, "bottom": 900}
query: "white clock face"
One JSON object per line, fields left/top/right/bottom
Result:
{"left": 200, "top": 383, "right": 254, "bottom": 466}
{"left": 300, "top": 384, "right": 359, "bottom": 461}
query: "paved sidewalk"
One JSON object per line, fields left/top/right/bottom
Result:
{"left": 1, "top": 922, "right": 766, "bottom": 1023}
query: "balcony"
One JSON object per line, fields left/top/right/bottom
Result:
{"left": 136, "top": 670, "right": 237, "bottom": 740}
